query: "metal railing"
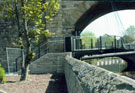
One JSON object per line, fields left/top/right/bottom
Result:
{"left": 124, "top": 43, "right": 135, "bottom": 50}
{"left": 70, "top": 35, "right": 125, "bottom": 51}
{"left": 15, "top": 37, "right": 65, "bottom": 72}
{"left": 14, "top": 35, "right": 135, "bottom": 73}
{"left": 32, "top": 37, "right": 65, "bottom": 61}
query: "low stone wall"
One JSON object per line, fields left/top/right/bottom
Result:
{"left": 65, "top": 56, "right": 135, "bottom": 93}
{"left": 30, "top": 53, "right": 71, "bottom": 74}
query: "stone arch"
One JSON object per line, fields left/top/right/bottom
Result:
{"left": 74, "top": 1, "right": 135, "bottom": 35}
{"left": 120, "top": 55, "right": 135, "bottom": 71}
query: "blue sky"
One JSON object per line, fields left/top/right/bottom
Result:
{"left": 82, "top": 10, "right": 135, "bottom": 37}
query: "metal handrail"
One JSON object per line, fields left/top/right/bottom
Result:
{"left": 15, "top": 38, "right": 65, "bottom": 71}
{"left": 71, "top": 35, "right": 125, "bottom": 51}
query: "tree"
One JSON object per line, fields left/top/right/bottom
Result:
{"left": 95, "top": 34, "right": 114, "bottom": 48}
{"left": 122, "top": 25, "right": 135, "bottom": 43}
{"left": 0, "top": 0, "right": 60, "bottom": 81}
{"left": 101, "top": 34, "right": 114, "bottom": 47}
{"left": 81, "top": 32, "right": 97, "bottom": 49}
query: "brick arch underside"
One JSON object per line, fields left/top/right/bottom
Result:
{"left": 74, "top": 1, "right": 135, "bottom": 35}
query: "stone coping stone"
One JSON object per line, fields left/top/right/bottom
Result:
{"left": 65, "top": 55, "right": 135, "bottom": 93}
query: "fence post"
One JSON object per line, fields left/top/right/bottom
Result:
{"left": 91, "top": 38, "right": 93, "bottom": 49}
{"left": 21, "top": 49, "right": 25, "bottom": 74}
{"left": 73, "top": 38, "right": 76, "bottom": 51}
{"left": 63, "top": 37, "right": 65, "bottom": 52}
{"left": 114, "top": 36, "right": 117, "bottom": 49}
{"left": 75, "top": 38, "right": 78, "bottom": 50}
{"left": 80, "top": 38, "right": 83, "bottom": 49}
{"left": 15, "top": 58, "right": 18, "bottom": 72}
{"left": 112, "top": 42, "right": 114, "bottom": 48}
{"left": 99, "top": 36, "right": 102, "bottom": 50}
{"left": 105, "top": 42, "right": 107, "bottom": 49}
{"left": 38, "top": 43, "right": 40, "bottom": 58}
{"left": 117, "top": 40, "right": 119, "bottom": 48}
{"left": 121, "top": 38, "right": 124, "bottom": 49}
{"left": 78, "top": 38, "right": 81, "bottom": 49}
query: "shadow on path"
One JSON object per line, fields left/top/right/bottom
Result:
{"left": 46, "top": 74, "right": 68, "bottom": 93}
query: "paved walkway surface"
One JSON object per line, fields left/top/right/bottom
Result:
{"left": 0, "top": 74, "right": 68, "bottom": 93}
{"left": 46, "top": 74, "right": 68, "bottom": 93}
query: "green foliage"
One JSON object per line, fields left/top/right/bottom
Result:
{"left": 21, "top": 0, "right": 60, "bottom": 43}
{"left": 0, "top": 0, "right": 60, "bottom": 80}
{"left": 95, "top": 34, "right": 114, "bottom": 48}
{"left": 101, "top": 34, "right": 114, "bottom": 47}
{"left": 122, "top": 35, "right": 134, "bottom": 44}
{"left": 1, "top": 0, "right": 60, "bottom": 46}
{"left": 28, "top": 51, "right": 35, "bottom": 59}
{"left": 81, "top": 32, "right": 97, "bottom": 49}
{"left": 84, "top": 59, "right": 99, "bottom": 65}
{"left": 101, "top": 34, "right": 114, "bottom": 44}
{"left": 0, "top": 64, "right": 6, "bottom": 83}
{"left": 122, "top": 25, "right": 135, "bottom": 43}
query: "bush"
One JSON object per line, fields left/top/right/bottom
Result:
{"left": 84, "top": 59, "right": 100, "bottom": 65}
{"left": 0, "top": 64, "right": 6, "bottom": 83}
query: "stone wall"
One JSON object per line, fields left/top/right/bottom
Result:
{"left": 0, "top": 18, "right": 18, "bottom": 72}
{"left": 65, "top": 56, "right": 135, "bottom": 93}
{"left": 47, "top": 1, "right": 97, "bottom": 37}
{"left": 30, "top": 53, "right": 71, "bottom": 74}
{"left": 0, "top": 1, "right": 98, "bottom": 69}
{"left": 45, "top": 1, "right": 98, "bottom": 53}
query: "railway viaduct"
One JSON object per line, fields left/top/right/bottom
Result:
{"left": 1, "top": 1, "right": 135, "bottom": 92}
{"left": 49, "top": 0, "right": 135, "bottom": 37}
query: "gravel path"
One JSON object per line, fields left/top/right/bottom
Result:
{"left": 0, "top": 74, "right": 68, "bottom": 93}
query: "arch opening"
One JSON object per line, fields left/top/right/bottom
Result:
{"left": 80, "top": 10, "right": 135, "bottom": 51}
{"left": 74, "top": 1, "right": 135, "bottom": 35}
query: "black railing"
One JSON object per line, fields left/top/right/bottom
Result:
{"left": 15, "top": 55, "right": 22, "bottom": 72}
{"left": 32, "top": 37, "right": 65, "bottom": 61}
{"left": 15, "top": 37, "right": 65, "bottom": 72}
{"left": 69, "top": 35, "right": 127, "bottom": 51}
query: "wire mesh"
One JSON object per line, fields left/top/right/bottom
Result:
{"left": 6, "top": 48, "right": 22, "bottom": 74}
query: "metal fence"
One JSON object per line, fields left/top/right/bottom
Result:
{"left": 6, "top": 37, "right": 65, "bottom": 74}
{"left": 124, "top": 43, "right": 135, "bottom": 50}
{"left": 6, "top": 48, "right": 22, "bottom": 74}
{"left": 70, "top": 35, "right": 124, "bottom": 51}
{"left": 32, "top": 36, "right": 65, "bottom": 61}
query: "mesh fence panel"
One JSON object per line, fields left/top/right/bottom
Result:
{"left": 6, "top": 48, "right": 22, "bottom": 74}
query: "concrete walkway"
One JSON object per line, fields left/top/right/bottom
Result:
{"left": 0, "top": 74, "right": 68, "bottom": 93}
{"left": 46, "top": 74, "right": 68, "bottom": 93}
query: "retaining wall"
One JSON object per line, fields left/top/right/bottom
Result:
{"left": 65, "top": 56, "right": 135, "bottom": 93}
{"left": 29, "top": 53, "right": 135, "bottom": 93}
{"left": 30, "top": 53, "right": 71, "bottom": 74}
